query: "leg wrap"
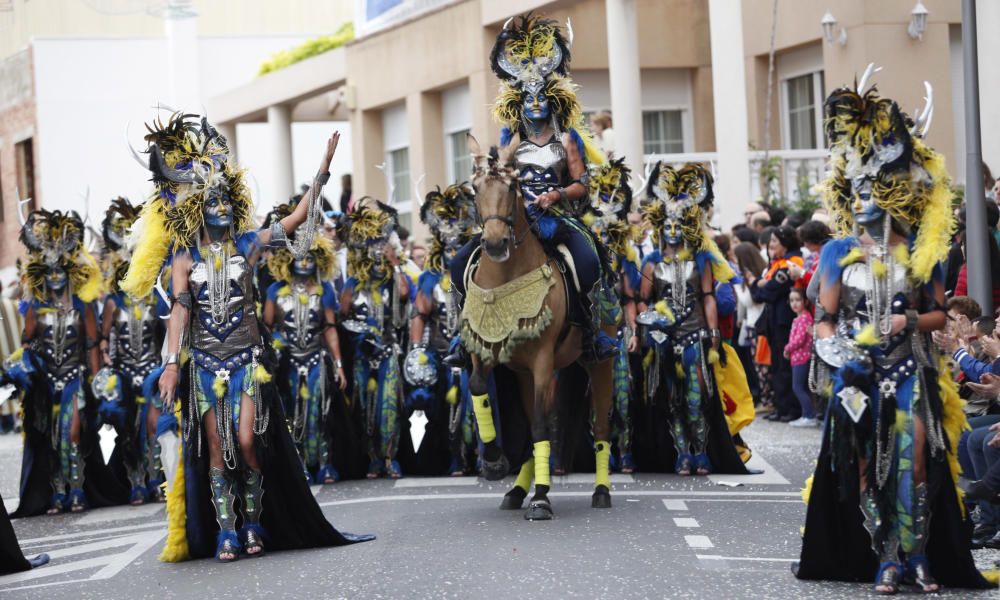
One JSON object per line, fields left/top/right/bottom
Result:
{"left": 594, "top": 441, "right": 611, "bottom": 488}
{"left": 514, "top": 458, "right": 535, "bottom": 492}
{"left": 471, "top": 393, "right": 496, "bottom": 443}
{"left": 533, "top": 441, "right": 551, "bottom": 487}
{"left": 242, "top": 468, "right": 264, "bottom": 527}
{"left": 209, "top": 467, "right": 237, "bottom": 533}
{"left": 909, "top": 482, "right": 930, "bottom": 556}
{"left": 68, "top": 442, "right": 85, "bottom": 494}
{"left": 146, "top": 436, "right": 163, "bottom": 482}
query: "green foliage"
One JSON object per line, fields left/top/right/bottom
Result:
{"left": 257, "top": 22, "right": 354, "bottom": 77}
{"left": 758, "top": 155, "right": 822, "bottom": 221}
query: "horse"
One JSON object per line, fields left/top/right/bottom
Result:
{"left": 459, "top": 135, "right": 615, "bottom": 520}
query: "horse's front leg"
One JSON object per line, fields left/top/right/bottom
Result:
{"left": 525, "top": 358, "right": 556, "bottom": 521}
{"left": 500, "top": 371, "right": 536, "bottom": 510}
{"left": 590, "top": 328, "right": 615, "bottom": 508}
{"left": 469, "top": 357, "right": 508, "bottom": 480}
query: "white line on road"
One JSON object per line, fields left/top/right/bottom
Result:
{"left": 555, "top": 474, "right": 634, "bottom": 485}
{"left": 17, "top": 521, "right": 162, "bottom": 546}
{"left": 696, "top": 554, "right": 796, "bottom": 562}
{"left": 0, "top": 556, "right": 110, "bottom": 585}
{"left": 394, "top": 477, "right": 481, "bottom": 488}
{"left": 44, "top": 534, "right": 150, "bottom": 560}
{"left": 685, "top": 535, "right": 714, "bottom": 549}
{"left": 74, "top": 502, "right": 164, "bottom": 526}
{"left": 662, "top": 499, "right": 688, "bottom": 511}
{"left": 311, "top": 484, "right": 323, "bottom": 496}
{"left": 672, "top": 517, "right": 699, "bottom": 528}
{"left": 317, "top": 489, "right": 799, "bottom": 507}
{"left": 708, "top": 451, "right": 790, "bottom": 485}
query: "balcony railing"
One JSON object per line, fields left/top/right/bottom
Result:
{"left": 642, "top": 148, "right": 829, "bottom": 204}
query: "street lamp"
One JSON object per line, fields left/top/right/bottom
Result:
{"left": 908, "top": 1, "right": 929, "bottom": 40}
{"left": 821, "top": 11, "right": 847, "bottom": 46}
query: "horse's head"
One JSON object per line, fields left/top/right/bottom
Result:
{"left": 468, "top": 135, "right": 520, "bottom": 263}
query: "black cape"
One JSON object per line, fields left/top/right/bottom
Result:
{"left": 0, "top": 492, "right": 30, "bottom": 574}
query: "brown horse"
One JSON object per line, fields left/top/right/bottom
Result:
{"left": 460, "top": 136, "right": 615, "bottom": 520}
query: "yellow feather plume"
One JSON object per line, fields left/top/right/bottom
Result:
{"left": 367, "top": 377, "right": 377, "bottom": 393}
{"left": 212, "top": 377, "right": 227, "bottom": 399}
{"left": 122, "top": 203, "right": 172, "bottom": 299}
{"left": 446, "top": 384, "right": 458, "bottom": 406}
{"left": 801, "top": 473, "right": 814, "bottom": 505}
{"left": 104, "top": 374, "right": 119, "bottom": 394}
{"left": 159, "top": 434, "right": 188, "bottom": 562}
{"left": 299, "top": 380, "right": 310, "bottom": 400}
{"left": 253, "top": 365, "right": 271, "bottom": 384}
{"left": 938, "top": 356, "right": 969, "bottom": 515}
{"left": 855, "top": 324, "right": 880, "bottom": 347}
{"left": 870, "top": 259, "right": 887, "bottom": 278}
{"left": 838, "top": 247, "right": 865, "bottom": 267}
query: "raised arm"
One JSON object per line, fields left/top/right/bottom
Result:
{"left": 258, "top": 132, "right": 340, "bottom": 246}
{"left": 99, "top": 297, "right": 116, "bottom": 367}
{"left": 83, "top": 302, "right": 101, "bottom": 375}
{"left": 701, "top": 267, "right": 719, "bottom": 350}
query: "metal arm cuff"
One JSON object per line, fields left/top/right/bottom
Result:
{"left": 269, "top": 220, "right": 288, "bottom": 247}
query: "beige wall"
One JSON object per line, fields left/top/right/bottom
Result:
{"left": 0, "top": 0, "right": 354, "bottom": 60}
{"left": 0, "top": 48, "right": 38, "bottom": 267}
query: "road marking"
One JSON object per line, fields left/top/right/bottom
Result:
{"left": 685, "top": 535, "right": 714, "bottom": 549}
{"left": 696, "top": 554, "right": 795, "bottom": 562}
{"left": 45, "top": 533, "right": 150, "bottom": 560}
{"left": 708, "top": 451, "right": 790, "bottom": 486}
{"left": 0, "top": 528, "right": 165, "bottom": 589}
{"left": 317, "top": 489, "right": 799, "bottom": 508}
{"left": 672, "top": 517, "right": 699, "bottom": 528}
{"left": 662, "top": 499, "right": 688, "bottom": 511}
{"left": 555, "top": 473, "right": 634, "bottom": 485}
{"left": 74, "top": 502, "right": 164, "bottom": 526}
{"left": 17, "top": 521, "right": 162, "bottom": 546}
{"left": 394, "top": 477, "right": 480, "bottom": 488}
{"left": 3, "top": 496, "right": 17, "bottom": 513}
{"left": 311, "top": 484, "right": 323, "bottom": 496}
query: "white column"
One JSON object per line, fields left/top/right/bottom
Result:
{"left": 217, "top": 122, "right": 237, "bottom": 160}
{"left": 979, "top": 0, "right": 1000, "bottom": 175}
{"left": 708, "top": 0, "right": 752, "bottom": 230}
{"left": 164, "top": 2, "right": 200, "bottom": 112}
{"left": 605, "top": 0, "right": 644, "bottom": 193}
{"left": 268, "top": 104, "right": 294, "bottom": 198}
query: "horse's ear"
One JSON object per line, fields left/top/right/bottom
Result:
{"left": 466, "top": 133, "right": 481, "bottom": 156}
{"left": 498, "top": 138, "right": 517, "bottom": 166}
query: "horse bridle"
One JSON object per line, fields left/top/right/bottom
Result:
{"left": 477, "top": 174, "right": 533, "bottom": 250}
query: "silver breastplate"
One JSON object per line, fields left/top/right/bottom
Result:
{"left": 654, "top": 260, "right": 705, "bottom": 339}
{"left": 516, "top": 139, "right": 569, "bottom": 203}
{"left": 840, "top": 260, "right": 920, "bottom": 368}
{"left": 36, "top": 306, "right": 82, "bottom": 377}
{"left": 275, "top": 283, "right": 325, "bottom": 361}
{"left": 189, "top": 253, "right": 260, "bottom": 371}
{"left": 112, "top": 298, "right": 159, "bottom": 384}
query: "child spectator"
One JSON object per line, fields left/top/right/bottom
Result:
{"left": 784, "top": 288, "right": 817, "bottom": 427}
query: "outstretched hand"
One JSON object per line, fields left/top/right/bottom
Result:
{"left": 968, "top": 372, "right": 1000, "bottom": 399}
{"left": 321, "top": 131, "right": 340, "bottom": 173}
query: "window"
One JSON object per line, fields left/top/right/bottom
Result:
{"left": 448, "top": 129, "right": 472, "bottom": 183}
{"left": 15, "top": 138, "right": 35, "bottom": 216}
{"left": 642, "top": 110, "right": 684, "bottom": 154}
{"left": 783, "top": 72, "right": 824, "bottom": 149}
{"left": 388, "top": 147, "right": 410, "bottom": 205}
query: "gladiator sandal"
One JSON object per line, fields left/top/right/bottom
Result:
{"left": 316, "top": 440, "right": 338, "bottom": 484}
{"left": 692, "top": 453, "right": 713, "bottom": 476}
{"left": 674, "top": 453, "right": 694, "bottom": 476}
{"left": 875, "top": 561, "right": 902, "bottom": 595}
{"left": 619, "top": 452, "right": 636, "bottom": 475}
{"left": 905, "top": 483, "right": 939, "bottom": 593}
{"left": 127, "top": 465, "right": 147, "bottom": 505}
{"left": 48, "top": 473, "right": 67, "bottom": 516}
{"left": 67, "top": 443, "right": 88, "bottom": 513}
{"left": 241, "top": 468, "right": 266, "bottom": 557}
{"left": 145, "top": 438, "right": 165, "bottom": 502}
{"left": 209, "top": 467, "right": 240, "bottom": 562}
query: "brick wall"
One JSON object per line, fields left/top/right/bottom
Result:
{"left": 0, "top": 47, "right": 37, "bottom": 274}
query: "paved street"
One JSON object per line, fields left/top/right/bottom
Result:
{"left": 1, "top": 420, "right": 997, "bottom": 599}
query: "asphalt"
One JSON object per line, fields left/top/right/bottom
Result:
{"left": 1, "top": 419, "right": 998, "bottom": 599}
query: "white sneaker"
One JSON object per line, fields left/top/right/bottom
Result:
{"left": 789, "top": 417, "right": 818, "bottom": 428}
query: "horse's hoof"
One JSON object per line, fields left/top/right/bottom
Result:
{"left": 500, "top": 487, "right": 527, "bottom": 510}
{"left": 481, "top": 455, "right": 509, "bottom": 481}
{"left": 524, "top": 499, "right": 553, "bottom": 521}
{"left": 592, "top": 485, "right": 612, "bottom": 509}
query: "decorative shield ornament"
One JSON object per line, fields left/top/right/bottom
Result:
{"left": 159, "top": 429, "right": 179, "bottom": 491}
{"left": 409, "top": 410, "right": 428, "bottom": 454}
{"left": 403, "top": 347, "right": 438, "bottom": 387}
{"left": 98, "top": 424, "right": 118, "bottom": 466}
{"left": 838, "top": 386, "right": 870, "bottom": 423}
{"left": 815, "top": 337, "right": 872, "bottom": 369}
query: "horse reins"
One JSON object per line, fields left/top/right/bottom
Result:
{"left": 478, "top": 175, "right": 537, "bottom": 251}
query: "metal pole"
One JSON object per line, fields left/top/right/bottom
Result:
{"left": 963, "top": 0, "right": 991, "bottom": 313}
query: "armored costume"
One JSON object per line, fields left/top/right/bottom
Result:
{"left": 264, "top": 212, "right": 345, "bottom": 485}
{"left": 98, "top": 197, "right": 170, "bottom": 504}
{"left": 408, "top": 184, "right": 480, "bottom": 475}
{"left": 795, "top": 68, "right": 990, "bottom": 592}
{"left": 123, "top": 113, "right": 371, "bottom": 562}
{"left": 582, "top": 158, "right": 639, "bottom": 472}
{"left": 340, "top": 197, "right": 413, "bottom": 479}
{"left": 636, "top": 164, "right": 750, "bottom": 476}
{"left": 6, "top": 208, "right": 127, "bottom": 517}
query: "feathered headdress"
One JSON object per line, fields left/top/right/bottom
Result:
{"left": 640, "top": 162, "right": 733, "bottom": 282}
{"left": 419, "top": 183, "right": 478, "bottom": 274}
{"left": 100, "top": 197, "right": 141, "bottom": 295}
{"left": 121, "top": 112, "right": 255, "bottom": 298}
{"left": 820, "top": 64, "right": 952, "bottom": 283}
{"left": 266, "top": 235, "right": 338, "bottom": 285}
{"left": 490, "top": 14, "right": 604, "bottom": 166}
{"left": 20, "top": 208, "right": 103, "bottom": 302}
{"left": 582, "top": 157, "right": 635, "bottom": 260}
{"left": 346, "top": 197, "right": 398, "bottom": 287}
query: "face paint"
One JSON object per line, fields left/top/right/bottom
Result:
{"left": 292, "top": 254, "right": 317, "bottom": 277}
{"left": 523, "top": 92, "right": 550, "bottom": 122}
{"left": 204, "top": 185, "right": 234, "bottom": 228}
{"left": 46, "top": 266, "right": 68, "bottom": 293}
{"left": 664, "top": 218, "right": 683, "bottom": 247}
{"left": 851, "top": 176, "right": 885, "bottom": 225}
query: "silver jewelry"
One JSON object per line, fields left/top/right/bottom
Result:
{"left": 288, "top": 172, "right": 330, "bottom": 260}
{"left": 205, "top": 242, "right": 232, "bottom": 327}
{"left": 269, "top": 220, "right": 288, "bottom": 247}
{"left": 164, "top": 352, "right": 179, "bottom": 366}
